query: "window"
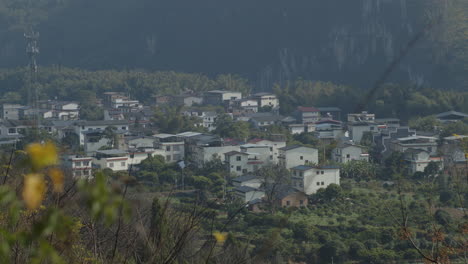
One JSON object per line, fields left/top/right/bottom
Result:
{"left": 270, "top": 155, "right": 273, "bottom": 160}
{"left": 166, "top": 146, "right": 171, "bottom": 151}
{"left": 300, "top": 200, "right": 304, "bottom": 205}
{"left": 173, "top": 145, "right": 180, "bottom": 151}
{"left": 346, "top": 154, "right": 350, "bottom": 158}
{"left": 236, "top": 166, "right": 241, "bottom": 171}
{"left": 83, "top": 161, "right": 90, "bottom": 166}
{"left": 83, "top": 170, "right": 89, "bottom": 176}
{"left": 8, "top": 128, "right": 16, "bottom": 134}
{"left": 75, "top": 170, "right": 82, "bottom": 176}
{"left": 74, "top": 161, "right": 81, "bottom": 167}
{"left": 270, "top": 147, "right": 273, "bottom": 151}
{"left": 122, "top": 126, "right": 127, "bottom": 130}
{"left": 316, "top": 182, "right": 320, "bottom": 186}
{"left": 166, "top": 155, "right": 171, "bottom": 161}
{"left": 321, "top": 171, "right": 324, "bottom": 174}
{"left": 242, "top": 169, "right": 247, "bottom": 173}
{"left": 300, "top": 156, "right": 303, "bottom": 160}
{"left": 316, "top": 171, "right": 320, "bottom": 175}
{"left": 121, "top": 162, "right": 126, "bottom": 167}
{"left": 236, "top": 156, "right": 242, "bottom": 161}
{"left": 109, "top": 162, "right": 114, "bottom": 168}
{"left": 321, "top": 182, "right": 325, "bottom": 185}
{"left": 286, "top": 201, "right": 290, "bottom": 206}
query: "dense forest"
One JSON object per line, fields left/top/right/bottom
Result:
{"left": 0, "top": 0, "right": 467, "bottom": 90}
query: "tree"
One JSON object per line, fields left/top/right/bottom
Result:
{"left": 256, "top": 165, "right": 291, "bottom": 211}
{"left": 341, "top": 160, "right": 377, "bottom": 181}
{"left": 409, "top": 116, "right": 441, "bottom": 132}
{"left": 318, "top": 240, "right": 347, "bottom": 263}
{"left": 214, "top": 114, "right": 250, "bottom": 140}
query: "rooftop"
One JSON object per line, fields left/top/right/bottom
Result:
{"left": 232, "top": 174, "right": 259, "bottom": 183}
{"left": 297, "top": 106, "right": 320, "bottom": 112}
{"left": 234, "top": 186, "right": 258, "bottom": 193}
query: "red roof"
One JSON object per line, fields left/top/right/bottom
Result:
{"left": 297, "top": 106, "right": 320, "bottom": 112}
{"left": 248, "top": 138, "right": 265, "bottom": 143}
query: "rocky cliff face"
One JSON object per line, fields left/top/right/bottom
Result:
{"left": 0, "top": 0, "right": 464, "bottom": 90}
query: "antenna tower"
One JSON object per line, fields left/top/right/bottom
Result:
{"left": 24, "top": 29, "right": 40, "bottom": 127}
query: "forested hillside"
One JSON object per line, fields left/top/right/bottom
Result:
{"left": 0, "top": 0, "right": 467, "bottom": 90}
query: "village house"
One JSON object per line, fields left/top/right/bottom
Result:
{"left": 272, "top": 186, "right": 308, "bottom": 208}
{"left": 436, "top": 111, "right": 468, "bottom": 123}
{"left": 287, "top": 123, "right": 316, "bottom": 135}
{"left": 224, "top": 144, "right": 272, "bottom": 176}
{"left": 203, "top": 90, "right": 242, "bottom": 106}
{"left": 313, "top": 119, "right": 344, "bottom": 141}
{"left": 347, "top": 121, "right": 378, "bottom": 144}
{"left": 278, "top": 145, "right": 319, "bottom": 169}
{"left": 93, "top": 149, "right": 129, "bottom": 171}
{"left": 231, "top": 98, "right": 259, "bottom": 113}
{"left": 403, "top": 148, "right": 442, "bottom": 174}
{"left": 72, "top": 120, "right": 130, "bottom": 146}
{"left": 373, "top": 126, "right": 416, "bottom": 160}
{"left": 172, "top": 94, "right": 203, "bottom": 107}
{"left": 390, "top": 135, "right": 438, "bottom": 156}
{"left": 153, "top": 133, "right": 185, "bottom": 163}
{"left": 183, "top": 109, "right": 219, "bottom": 131}
{"left": 318, "top": 107, "right": 342, "bottom": 121}
{"left": 332, "top": 142, "right": 369, "bottom": 163}
{"left": 294, "top": 106, "right": 320, "bottom": 124}
{"left": 64, "top": 155, "right": 93, "bottom": 179}
{"left": 248, "top": 138, "right": 286, "bottom": 163}
{"left": 251, "top": 92, "right": 280, "bottom": 109}
{"left": 291, "top": 165, "right": 340, "bottom": 195}
{"left": 232, "top": 174, "right": 263, "bottom": 189}
{"left": 247, "top": 113, "right": 284, "bottom": 128}
{"left": 233, "top": 186, "right": 265, "bottom": 203}
{"left": 347, "top": 111, "right": 375, "bottom": 122}
{"left": 1, "top": 103, "right": 25, "bottom": 120}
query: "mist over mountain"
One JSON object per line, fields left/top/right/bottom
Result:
{"left": 0, "top": 0, "right": 466, "bottom": 90}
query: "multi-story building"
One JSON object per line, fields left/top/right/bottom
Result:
{"left": 291, "top": 165, "right": 340, "bottom": 195}
{"left": 203, "top": 90, "right": 242, "bottom": 106}
{"left": 294, "top": 106, "right": 320, "bottom": 124}
{"left": 153, "top": 134, "right": 185, "bottom": 163}
{"left": 390, "top": 136, "right": 438, "bottom": 156}
{"left": 93, "top": 149, "right": 129, "bottom": 172}
{"left": 251, "top": 92, "right": 279, "bottom": 109}
{"left": 278, "top": 145, "right": 319, "bottom": 169}
{"left": 65, "top": 155, "right": 93, "bottom": 178}
{"left": 332, "top": 142, "right": 369, "bottom": 163}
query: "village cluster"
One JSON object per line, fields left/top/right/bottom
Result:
{"left": 0, "top": 90, "right": 467, "bottom": 207}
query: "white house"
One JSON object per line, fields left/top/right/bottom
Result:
{"left": 232, "top": 174, "right": 263, "bottom": 189}
{"left": 73, "top": 120, "right": 130, "bottom": 146}
{"left": 93, "top": 149, "right": 129, "bottom": 171}
{"left": 192, "top": 145, "right": 241, "bottom": 168}
{"left": 248, "top": 138, "right": 286, "bottom": 163}
{"left": 332, "top": 143, "right": 369, "bottom": 163}
{"left": 348, "top": 121, "right": 378, "bottom": 144}
{"left": 225, "top": 147, "right": 271, "bottom": 176}
{"left": 252, "top": 92, "right": 279, "bottom": 109}
{"left": 65, "top": 155, "right": 93, "bottom": 179}
{"left": 291, "top": 165, "right": 340, "bottom": 195}
{"left": 153, "top": 134, "right": 185, "bottom": 163}
{"left": 203, "top": 90, "right": 242, "bottom": 105}
{"left": 390, "top": 136, "right": 438, "bottom": 156}
{"left": 278, "top": 145, "right": 319, "bottom": 169}
{"left": 295, "top": 106, "right": 320, "bottom": 124}
{"left": 404, "top": 148, "right": 442, "bottom": 174}
{"left": 233, "top": 186, "right": 265, "bottom": 203}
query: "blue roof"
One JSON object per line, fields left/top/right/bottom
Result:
{"left": 232, "top": 174, "right": 259, "bottom": 183}
{"left": 291, "top": 165, "right": 314, "bottom": 171}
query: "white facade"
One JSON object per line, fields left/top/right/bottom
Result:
{"left": 74, "top": 121, "right": 129, "bottom": 145}
{"left": 291, "top": 165, "right": 340, "bottom": 195}
{"left": 332, "top": 144, "right": 369, "bottom": 163}
{"left": 93, "top": 156, "right": 129, "bottom": 171}
{"left": 279, "top": 146, "right": 319, "bottom": 169}
{"left": 253, "top": 93, "right": 280, "bottom": 108}
{"left": 192, "top": 145, "right": 240, "bottom": 168}
{"left": 68, "top": 156, "right": 93, "bottom": 179}
{"left": 250, "top": 139, "right": 286, "bottom": 163}
{"left": 234, "top": 186, "right": 265, "bottom": 203}
{"left": 348, "top": 122, "right": 378, "bottom": 143}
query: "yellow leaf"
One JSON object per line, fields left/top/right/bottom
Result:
{"left": 22, "top": 174, "right": 46, "bottom": 210}
{"left": 213, "top": 231, "right": 227, "bottom": 243}
{"left": 26, "top": 141, "right": 58, "bottom": 170}
{"left": 48, "top": 167, "right": 64, "bottom": 193}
